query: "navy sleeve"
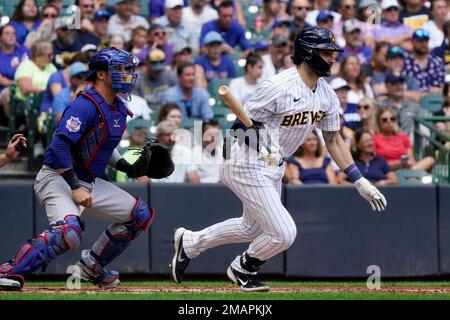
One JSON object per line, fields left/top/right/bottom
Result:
{"left": 225, "top": 55, "right": 236, "bottom": 78}
{"left": 236, "top": 23, "right": 251, "bottom": 50}
{"left": 379, "top": 157, "right": 392, "bottom": 174}
{"left": 199, "top": 22, "right": 213, "bottom": 48}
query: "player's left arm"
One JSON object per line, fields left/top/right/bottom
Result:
{"left": 322, "top": 130, "right": 387, "bottom": 212}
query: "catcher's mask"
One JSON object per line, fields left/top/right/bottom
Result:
{"left": 86, "top": 47, "right": 139, "bottom": 101}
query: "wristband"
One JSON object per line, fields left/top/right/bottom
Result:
{"left": 61, "top": 168, "right": 81, "bottom": 190}
{"left": 116, "top": 158, "right": 136, "bottom": 178}
{"left": 344, "top": 163, "right": 363, "bottom": 183}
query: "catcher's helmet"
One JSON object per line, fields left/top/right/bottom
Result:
{"left": 86, "top": 47, "right": 139, "bottom": 101}
{"left": 292, "top": 27, "right": 343, "bottom": 77}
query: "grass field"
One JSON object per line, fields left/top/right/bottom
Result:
{"left": 2, "top": 280, "right": 450, "bottom": 300}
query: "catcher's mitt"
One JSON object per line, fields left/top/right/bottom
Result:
{"left": 132, "top": 140, "right": 174, "bottom": 179}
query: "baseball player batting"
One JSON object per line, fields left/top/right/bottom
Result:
{"left": 171, "top": 27, "right": 387, "bottom": 292}
{"left": 0, "top": 48, "right": 173, "bottom": 291}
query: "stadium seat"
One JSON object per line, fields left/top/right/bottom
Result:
{"left": 396, "top": 169, "right": 433, "bottom": 185}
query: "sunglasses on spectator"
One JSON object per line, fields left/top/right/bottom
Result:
{"left": 81, "top": 4, "right": 95, "bottom": 8}
{"left": 153, "top": 31, "right": 166, "bottom": 37}
{"left": 344, "top": 4, "right": 356, "bottom": 9}
{"left": 293, "top": 6, "right": 310, "bottom": 11}
{"left": 357, "top": 104, "right": 370, "bottom": 110}
{"left": 381, "top": 116, "right": 396, "bottom": 123}
{"left": 43, "top": 13, "right": 57, "bottom": 18}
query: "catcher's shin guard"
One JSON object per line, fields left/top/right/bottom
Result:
{"left": 89, "top": 197, "right": 154, "bottom": 268}
{"left": 0, "top": 215, "right": 83, "bottom": 282}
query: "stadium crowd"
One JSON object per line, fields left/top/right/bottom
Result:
{"left": 0, "top": 0, "right": 448, "bottom": 184}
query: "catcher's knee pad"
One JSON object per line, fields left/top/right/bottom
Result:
{"left": 0, "top": 215, "right": 83, "bottom": 277}
{"left": 91, "top": 198, "right": 154, "bottom": 268}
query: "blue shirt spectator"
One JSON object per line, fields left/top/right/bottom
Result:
{"left": 10, "top": 21, "right": 41, "bottom": 45}
{"left": 0, "top": 24, "right": 31, "bottom": 91}
{"left": 40, "top": 70, "right": 68, "bottom": 112}
{"left": 52, "top": 86, "right": 71, "bottom": 114}
{"left": 199, "top": 1, "right": 250, "bottom": 52}
{"left": 10, "top": 0, "right": 42, "bottom": 45}
{"left": 149, "top": 0, "right": 189, "bottom": 21}
{"left": 355, "top": 157, "right": 393, "bottom": 184}
{"left": 161, "top": 62, "right": 213, "bottom": 120}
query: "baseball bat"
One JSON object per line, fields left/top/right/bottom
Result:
{"left": 218, "top": 85, "right": 254, "bottom": 128}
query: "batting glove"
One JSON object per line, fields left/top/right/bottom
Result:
{"left": 355, "top": 177, "right": 387, "bottom": 212}
{"left": 260, "top": 145, "right": 283, "bottom": 166}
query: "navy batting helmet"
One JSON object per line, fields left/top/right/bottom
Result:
{"left": 291, "top": 27, "right": 343, "bottom": 77}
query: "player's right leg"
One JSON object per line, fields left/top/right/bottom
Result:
{"left": 0, "top": 166, "right": 83, "bottom": 291}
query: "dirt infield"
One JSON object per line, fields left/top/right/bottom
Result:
{"left": 2, "top": 285, "right": 450, "bottom": 295}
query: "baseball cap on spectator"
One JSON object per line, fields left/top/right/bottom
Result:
{"left": 253, "top": 40, "right": 270, "bottom": 52}
{"left": 385, "top": 73, "right": 405, "bottom": 84}
{"left": 381, "top": 0, "right": 400, "bottom": 10}
{"left": 272, "top": 19, "right": 290, "bottom": 29}
{"left": 271, "top": 34, "right": 288, "bottom": 47}
{"left": 93, "top": 10, "right": 112, "bottom": 21}
{"left": 174, "top": 46, "right": 192, "bottom": 56}
{"left": 358, "top": 0, "right": 378, "bottom": 9}
{"left": 386, "top": 46, "right": 404, "bottom": 59}
{"left": 149, "top": 23, "right": 165, "bottom": 32}
{"left": 81, "top": 44, "right": 97, "bottom": 54}
{"left": 330, "top": 77, "right": 351, "bottom": 91}
{"left": 412, "top": 29, "right": 430, "bottom": 41}
{"left": 316, "top": 10, "right": 334, "bottom": 23}
{"left": 147, "top": 49, "right": 166, "bottom": 70}
{"left": 127, "top": 118, "right": 151, "bottom": 136}
{"left": 69, "top": 62, "right": 89, "bottom": 78}
{"left": 165, "top": 0, "right": 184, "bottom": 9}
{"left": 343, "top": 19, "right": 361, "bottom": 34}
{"left": 204, "top": 31, "right": 224, "bottom": 45}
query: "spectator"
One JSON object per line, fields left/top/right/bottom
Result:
{"left": 183, "top": 0, "right": 218, "bottom": 44}
{"left": 288, "top": 0, "right": 313, "bottom": 39}
{"left": 199, "top": 1, "right": 251, "bottom": 55}
{"left": 194, "top": 31, "right": 236, "bottom": 88}
{"left": 14, "top": 40, "right": 57, "bottom": 133}
{"left": 373, "top": 0, "right": 413, "bottom": 50}
{"left": 108, "top": 34, "right": 126, "bottom": 50}
{"left": 76, "top": 0, "right": 96, "bottom": 35}
{"left": 133, "top": 48, "right": 178, "bottom": 113}
{"left": 153, "top": 120, "right": 200, "bottom": 183}
{"left": 422, "top": 0, "right": 447, "bottom": 49}
{"left": 156, "top": 103, "right": 183, "bottom": 127}
{"left": 40, "top": 59, "right": 71, "bottom": 114}
{"left": 0, "top": 24, "right": 31, "bottom": 120}
{"left": 306, "top": 0, "right": 341, "bottom": 26}
{"left": 380, "top": 73, "right": 423, "bottom": 137}
{"left": 10, "top": 0, "right": 41, "bottom": 45}
{"left": 161, "top": 62, "right": 213, "bottom": 120}
{"left": 52, "top": 18, "right": 97, "bottom": 69}
{"left": 91, "top": 9, "right": 112, "bottom": 44}
{"left": 404, "top": 29, "right": 445, "bottom": 93}
{"left": 51, "top": 62, "right": 90, "bottom": 123}
{"left": 150, "top": 0, "right": 188, "bottom": 21}
{"left": 229, "top": 53, "right": 264, "bottom": 105}
{"left": 24, "top": 4, "right": 59, "bottom": 48}
{"left": 400, "top": 0, "right": 430, "bottom": 27}
{"left": 337, "top": 129, "right": 398, "bottom": 185}
{"left": 196, "top": 119, "right": 222, "bottom": 183}
{"left": 0, "top": 134, "right": 27, "bottom": 168}
{"left": 339, "top": 55, "right": 374, "bottom": 108}
{"left": 431, "top": 20, "right": 450, "bottom": 73}
{"left": 284, "top": 130, "right": 337, "bottom": 185}
{"left": 373, "top": 107, "right": 435, "bottom": 171}
{"left": 363, "top": 41, "right": 389, "bottom": 79}
{"left": 252, "top": 40, "right": 270, "bottom": 57}
{"left": 45, "top": 0, "right": 63, "bottom": 12}
{"left": 255, "top": 0, "right": 286, "bottom": 32}
{"left": 145, "top": 24, "right": 174, "bottom": 67}
{"left": 128, "top": 26, "right": 150, "bottom": 63}
{"left": 171, "top": 46, "right": 193, "bottom": 72}
{"left": 116, "top": 118, "right": 151, "bottom": 183}
{"left": 155, "top": 0, "right": 198, "bottom": 53}
{"left": 123, "top": 94, "right": 152, "bottom": 121}
{"left": 107, "top": 0, "right": 150, "bottom": 43}
{"left": 315, "top": 10, "right": 335, "bottom": 31}
{"left": 356, "top": 97, "right": 379, "bottom": 133}
{"left": 334, "top": 0, "right": 374, "bottom": 48}
{"left": 371, "top": 46, "right": 422, "bottom": 102}
{"left": 338, "top": 19, "right": 373, "bottom": 64}
{"left": 435, "top": 98, "right": 450, "bottom": 136}
{"left": 261, "top": 34, "right": 289, "bottom": 80}
{"left": 357, "top": 0, "right": 379, "bottom": 21}
{"left": 330, "top": 77, "right": 361, "bottom": 131}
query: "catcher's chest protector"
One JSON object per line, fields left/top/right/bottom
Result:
{"left": 74, "top": 88, "right": 131, "bottom": 180}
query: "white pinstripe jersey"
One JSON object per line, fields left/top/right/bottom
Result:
{"left": 244, "top": 67, "right": 341, "bottom": 158}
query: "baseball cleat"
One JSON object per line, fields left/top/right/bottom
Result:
{"left": 0, "top": 275, "right": 22, "bottom": 291}
{"left": 171, "top": 227, "right": 191, "bottom": 284}
{"left": 227, "top": 266, "right": 270, "bottom": 292}
{"left": 75, "top": 260, "right": 120, "bottom": 289}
